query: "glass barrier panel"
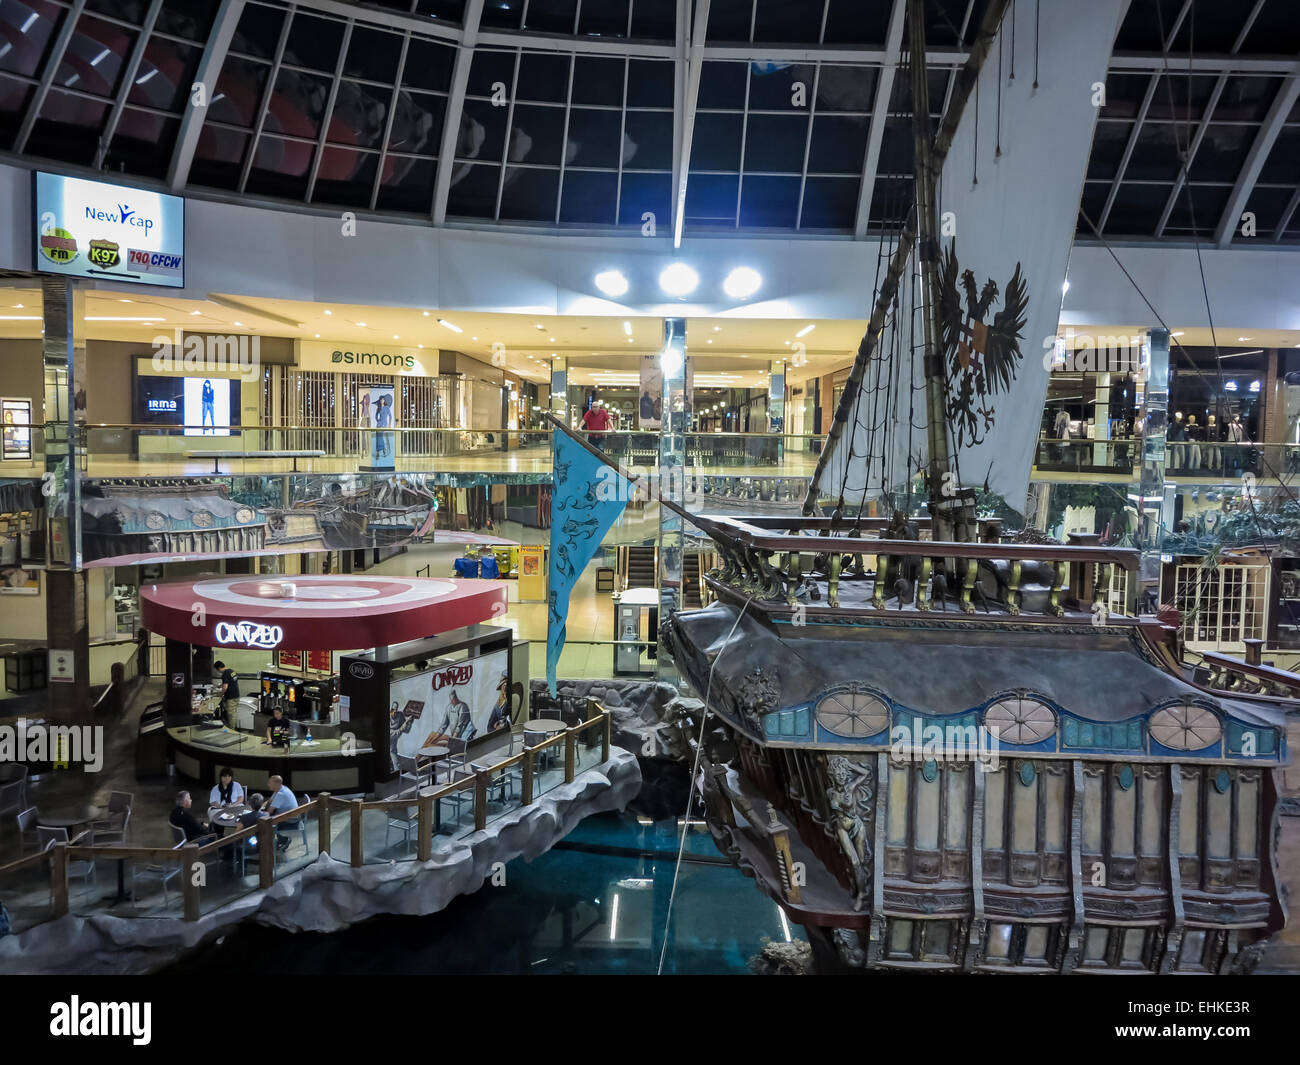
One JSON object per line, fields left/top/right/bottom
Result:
{"left": 117, "top": 850, "right": 188, "bottom": 917}
{"left": 436, "top": 777, "right": 477, "bottom": 840}
{"left": 273, "top": 802, "right": 320, "bottom": 879}
{"left": 366, "top": 800, "right": 420, "bottom": 863}
{"left": 479, "top": 761, "right": 523, "bottom": 830}
{"left": 0, "top": 851, "right": 54, "bottom": 932}
{"left": 532, "top": 738, "right": 567, "bottom": 800}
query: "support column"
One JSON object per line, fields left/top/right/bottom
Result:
{"left": 550, "top": 356, "right": 568, "bottom": 425}
{"left": 1092, "top": 371, "right": 1111, "bottom": 467}
{"left": 42, "top": 278, "right": 88, "bottom": 721}
{"left": 1132, "top": 328, "right": 1170, "bottom": 611}
{"left": 657, "top": 319, "right": 688, "bottom": 687}
{"left": 768, "top": 359, "right": 785, "bottom": 468}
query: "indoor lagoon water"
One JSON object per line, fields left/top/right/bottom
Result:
{"left": 165, "top": 812, "right": 803, "bottom": 975}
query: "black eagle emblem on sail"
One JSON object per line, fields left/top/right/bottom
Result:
{"left": 937, "top": 240, "right": 1029, "bottom": 450}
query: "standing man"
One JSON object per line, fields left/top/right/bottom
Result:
{"left": 581, "top": 395, "right": 612, "bottom": 451}
{"left": 213, "top": 660, "right": 240, "bottom": 722}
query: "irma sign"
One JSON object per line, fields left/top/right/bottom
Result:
{"left": 214, "top": 621, "right": 283, "bottom": 649}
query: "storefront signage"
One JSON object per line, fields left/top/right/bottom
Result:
{"left": 214, "top": 620, "right": 283, "bottom": 649}
{"left": 297, "top": 340, "right": 430, "bottom": 378}
{"left": 34, "top": 172, "right": 185, "bottom": 288}
{"left": 430, "top": 662, "right": 474, "bottom": 690}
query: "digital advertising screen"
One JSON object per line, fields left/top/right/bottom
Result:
{"left": 34, "top": 171, "right": 185, "bottom": 287}
{"left": 183, "top": 376, "right": 232, "bottom": 437}
{"left": 136, "top": 376, "right": 240, "bottom": 433}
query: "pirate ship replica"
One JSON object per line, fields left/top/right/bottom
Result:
{"left": 663, "top": 0, "right": 1293, "bottom": 973}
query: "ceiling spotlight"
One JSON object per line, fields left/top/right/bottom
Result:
{"left": 595, "top": 270, "right": 630, "bottom": 298}
{"left": 707, "top": 338, "right": 712, "bottom": 344}
{"left": 393, "top": 334, "right": 400, "bottom": 340}
{"left": 535, "top": 323, "right": 544, "bottom": 330}
{"left": 422, "top": 311, "right": 430, "bottom": 317}
{"left": 471, "top": 336, "right": 478, "bottom": 341}
{"left": 549, "top": 337, "right": 555, "bottom": 342}
{"left": 723, "top": 266, "right": 762, "bottom": 300}
{"left": 314, "top": 333, "right": 320, "bottom": 337}
{"left": 357, "top": 321, "right": 367, "bottom": 327}
{"left": 1237, "top": 336, "right": 1251, "bottom": 342}
{"left": 190, "top": 310, "right": 200, "bottom": 316}
{"left": 658, "top": 262, "right": 699, "bottom": 298}
{"left": 323, "top": 309, "right": 332, "bottom": 315}
{"left": 438, "top": 318, "right": 463, "bottom": 333}
{"left": 622, "top": 320, "right": 632, "bottom": 335}
{"left": 712, "top": 326, "right": 721, "bottom": 332}
{"left": 795, "top": 324, "right": 815, "bottom": 338}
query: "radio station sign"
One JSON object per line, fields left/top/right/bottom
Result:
{"left": 298, "top": 339, "right": 432, "bottom": 378}
{"left": 34, "top": 172, "right": 185, "bottom": 288}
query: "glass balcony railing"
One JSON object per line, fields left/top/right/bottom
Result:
{"left": 40, "top": 425, "right": 828, "bottom": 479}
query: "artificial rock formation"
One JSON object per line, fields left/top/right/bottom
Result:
{"left": 0, "top": 749, "right": 641, "bottom": 975}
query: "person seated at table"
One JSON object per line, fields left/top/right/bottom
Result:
{"left": 209, "top": 767, "right": 245, "bottom": 808}
{"left": 263, "top": 705, "right": 292, "bottom": 748}
{"left": 233, "top": 793, "right": 266, "bottom": 858}
{"left": 169, "top": 790, "right": 218, "bottom": 844}
{"left": 265, "top": 775, "right": 299, "bottom": 852}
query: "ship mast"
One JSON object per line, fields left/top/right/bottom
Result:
{"left": 907, "top": 0, "right": 959, "bottom": 538}
{"left": 801, "top": 0, "right": 1012, "bottom": 522}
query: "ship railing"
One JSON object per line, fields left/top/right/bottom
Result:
{"left": 0, "top": 705, "right": 613, "bottom": 932}
{"left": 1194, "top": 648, "right": 1300, "bottom": 702}
{"left": 691, "top": 514, "right": 1139, "bottom": 619}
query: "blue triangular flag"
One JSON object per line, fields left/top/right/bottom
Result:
{"left": 547, "top": 431, "right": 632, "bottom": 695}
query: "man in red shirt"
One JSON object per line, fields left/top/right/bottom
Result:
{"left": 581, "top": 398, "right": 612, "bottom": 450}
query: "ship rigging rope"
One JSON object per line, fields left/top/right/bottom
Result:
{"left": 656, "top": 594, "right": 753, "bottom": 976}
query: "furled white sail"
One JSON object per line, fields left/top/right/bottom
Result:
{"left": 814, "top": 0, "right": 1128, "bottom": 514}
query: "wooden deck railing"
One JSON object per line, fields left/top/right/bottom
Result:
{"left": 0, "top": 705, "right": 613, "bottom": 927}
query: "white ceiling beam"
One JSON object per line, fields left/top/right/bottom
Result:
{"left": 432, "top": 0, "right": 485, "bottom": 225}
{"left": 672, "top": 0, "right": 710, "bottom": 249}
{"left": 1214, "top": 75, "right": 1300, "bottom": 246}
{"left": 853, "top": 0, "right": 907, "bottom": 238}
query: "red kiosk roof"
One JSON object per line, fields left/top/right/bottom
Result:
{"left": 141, "top": 576, "right": 507, "bottom": 651}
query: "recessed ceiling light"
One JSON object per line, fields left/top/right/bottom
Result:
{"left": 594, "top": 270, "right": 630, "bottom": 298}
{"left": 393, "top": 334, "right": 400, "bottom": 340}
{"left": 712, "top": 326, "right": 721, "bottom": 332}
{"left": 471, "top": 335, "right": 478, "bottom": 341}
{"left": 357, "top": 321, "right": 367, "bottom": 327}
{"left": 535, "top": 323, "right": 544, "bottom": 330}
{"left": 418, "top": 344, "right": 424, "bottom": 349}
{"left": 723, "top": 266, "right": 763, "bottom": 300}
{"left": 13, "top": 303, "right": 22, "bottom": 308}
{"left": 795, "top": 324, "right": 815, "bottom": 338}
{"left": 234, "top": 321, "right": 242, "bottom": 326}
{"left": 627, "top": 337, "right": 633, "bottom": 343}
{"left": 422, "top": 311, "right": 430, "bottom": 317}
{"left": 119, "top": 298, "right": 132, "bottom": 303}
{"left": 323, "top": 309, "right": 332, "bottom": 315}
{"left": 706, "top": 338, "right": 712, "bottom": 344}
{"left": 314, "top": 333, "right": 320, "bottom": 337}
{"left": 784, "top": 340, "right": 790, "bottom": 346}
{"left": 190, "top": 310, "right": 200, "bottom": 316}
{"left": 1237, "top": 336, "right": 1250, "bottom": 342}
{"left": 659, "top": 262, "right": 699, "bottom": 298}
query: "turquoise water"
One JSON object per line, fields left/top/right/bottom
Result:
{"left": 166, "top": 812, "right": 802, "bottom": 975}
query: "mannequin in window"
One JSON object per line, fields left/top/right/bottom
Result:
{"left": 1167, "top": 414, "right": 1186, "bottom": 470}
{"left": 1184, "top": 415, "right": 1203, "bottom": 470}
{"left": 1204, "top": 414, "right": 1221, "bottom": 474}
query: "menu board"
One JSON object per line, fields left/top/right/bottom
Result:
{"left": 276, "top": 649, "right": 304, "bottom": 671}
{"left": 307, "top": 650, "right": 332, "bottom": 674}
{"left": 2, "top": 399, "right": 31, "bottom": 460}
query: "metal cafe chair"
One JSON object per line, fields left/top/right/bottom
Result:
{"left": 15, "top": 807, "right": 40, "bottom": 855}
{"left": 0, "top": 779, "right": 25, "bottom": 821}
{"left": 385, "top": 804, "right": 418, "bottom": 854}
{"left": 91, "top": 791, "right": 133, "bottom": 845}
{"left": 132, "top": 840, "right": 184, "bottom": 909}
{"left": 398, "top": 754, "right": 429, "bottom": 793}
{"left": 438, "top": 770, "right": 475, "bottom": 833}
{"left": 40, "top": 826, "right": 96, "bottom": 900}
{"left": 435, "top": 738, "right": 469, "bottom": 784}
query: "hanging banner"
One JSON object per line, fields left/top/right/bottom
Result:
{"left": 388, "top": 649, "right": 512, "bottom": 772}
{"left": 360, "top": 382, "right": 397, "bottom": 471}
{"left": 639, "top": 355, "right": 663, "bottom": 429}
{"left": 547, "top": 429, "right": 631, "bottom": 695}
